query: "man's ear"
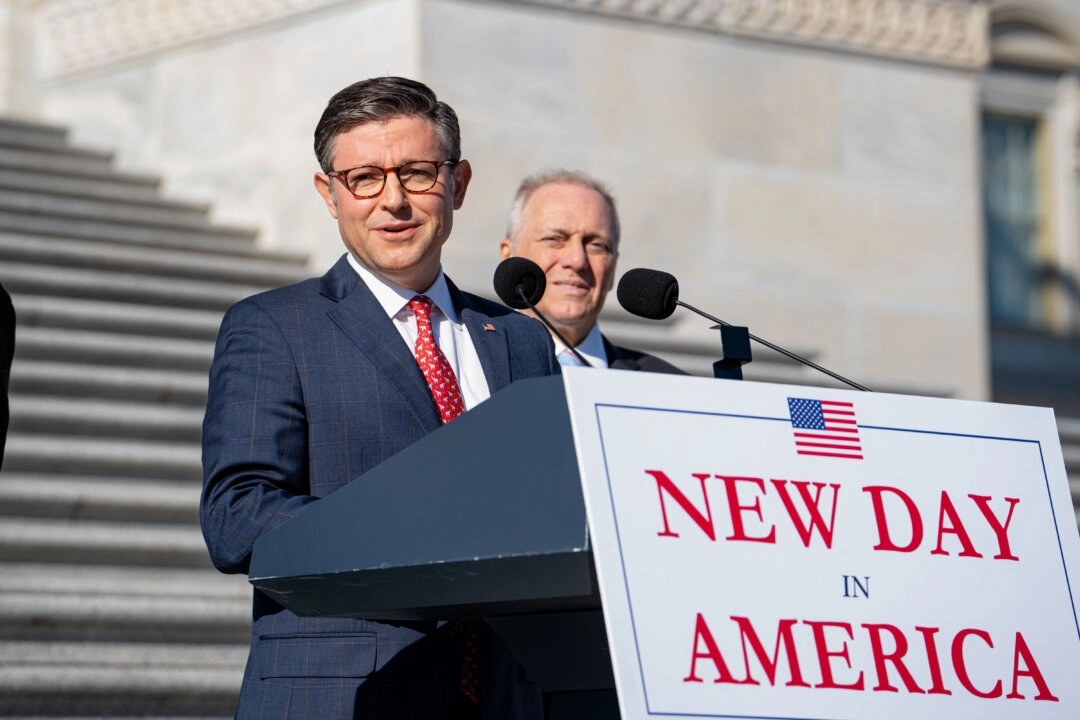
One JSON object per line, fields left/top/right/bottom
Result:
{"left": 314, "top": 173, "right": 339, "bottom": 219}
{"left": 499, "top": 238, "right": 514, "bottom": 260}
{"left": 451, "top": 160, "right": 472, "bottom": 210}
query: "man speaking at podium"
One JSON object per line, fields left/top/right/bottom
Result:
{"left": 201, "top": 77, "right": 556, "bottom": 719}
{"left": 499, "top": 169, "right": 684, "bottom": 374}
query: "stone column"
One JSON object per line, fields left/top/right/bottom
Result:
{"left": 0, "top": 0, "right": 39, "bottom": 117}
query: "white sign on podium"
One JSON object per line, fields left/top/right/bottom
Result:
{"left": 563, "top": 368, "right": 1080, "bottom": 719}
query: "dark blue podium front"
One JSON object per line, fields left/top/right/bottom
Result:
{"left": 248, "top": 375, "right": 617, "bottom": 713}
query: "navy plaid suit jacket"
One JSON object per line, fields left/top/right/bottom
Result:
{"left": 201, "top": 255, "right": 558, "bottom": 719}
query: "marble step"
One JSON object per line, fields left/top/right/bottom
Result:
{"left": 0, "top": 517, "right": 211, "bottom": 567}
{"left": 0, "top": 562, "right": 247, "bottom": 599}
{"left": 13, "top": 294, "right": 224, "bottom": 340}
{"left": 0, "top": 118, "right": 70, "bottom": 150}
{"left": 9, "top": 361, "right": 208, "bottom": 405}
{"left": 1063, "top": 442, "right": 1080, "bottom": 474}
{"left": 2, "top": 434, "right": 201, "bottom": 481}
{"left": 1056, "top": 416, "right": 1080, "bottom": 445}
{"left": 9, "top": 395, "right": 204, "bottom": 441}
{"left": 0, "top": 640, "right": 246, "bottom": 670}
{"left": 0, "top": 165, "right": 164, "bottom": 204}
{"left": 0, "top": 149, "right": 159, "bottom": 196}
{"left": 1, "top": 261, "right": 255, "bottom": 310}
{"left": 0, "top": 594, "right": 247, "bottom": 642}
{"left": 0, "top": 716, "right": 229, "bottom": 720}
{"left": 13, "top": 326, "right": 215, "bottom": 370}
{"left": 0, "top": 474, "right": 199, "bottom": 524}
{"left": 0, "top": 187, "right": 241, "bottom": 235}
{"left": 0, "top": 232, "right": 309, "bottom": 286}
{"left": 0, "top": 119, "right": 190, "bottom": 203}
{"left": 0, "top": 641, "right": 243, "bottom": 716}
{"left": 0, "top": 172, "right": 207, "bottom": 218}
{"left": 0, "top": 142, "right": 115, "bottom": 177}
{"left": 0, "top": 208, "right": 259, "bottom": 253}
{"left": 0, "top": 205, "right": 299, "bottom": 260}
{"left": 0, "top": 581, "right": 248, "bottom": 643}
{"left": 1060, "top": 418, "right": 1080, "bottom": 526}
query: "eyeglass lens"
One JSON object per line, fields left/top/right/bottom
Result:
{"left": 346, "top": 162, "right": 441, "bottom": 197}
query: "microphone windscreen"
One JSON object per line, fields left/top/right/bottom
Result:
{"left": 617, "top": 268, "right": 679, "bottom": 320}
{"left": 493, "top": 257, "right": 547, "bottom": 309}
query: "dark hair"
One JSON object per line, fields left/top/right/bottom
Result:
{"left": 313, "top": 76, "right": 461, "bottom": 172}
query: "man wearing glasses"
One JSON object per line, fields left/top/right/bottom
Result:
{"left": 201, "top": 77, "right": 556, "bottom": 720}
{"left": 500, "top": 170, "right": 684, "bottom": 374}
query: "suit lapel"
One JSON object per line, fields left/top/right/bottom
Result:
{"left": 451, "top": 280, "right": 512, "bottom": 394}
{"left": 602, "top": 334, "right": 639, "bottom": 371}
{"left": 321, "top": 256, "right": 441, "bottom": 434}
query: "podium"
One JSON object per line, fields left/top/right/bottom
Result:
{"left": 248, "top": 375, "right": 619, "bottom": 718}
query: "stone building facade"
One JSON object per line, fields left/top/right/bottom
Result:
{"left": 1, "top": 0, "right": 1078, "bottom": 406}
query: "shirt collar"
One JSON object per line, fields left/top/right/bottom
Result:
{"left": 347, "top": 253, "right": 459, "bottom": 322}
{"left": 552, "top": 323, "right": 608, "bottom": 368}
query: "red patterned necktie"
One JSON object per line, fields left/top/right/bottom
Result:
{"left": 408, "top": 296, "right": 465, "bottom": 424}
{"left": 408, "top": 297, "right": 479, "bottom": 703}
{"left": 459, "top": 619, "right": 481, "bottom": 705}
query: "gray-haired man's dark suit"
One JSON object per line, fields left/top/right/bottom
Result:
{"left": 603, "top": 335, "right": 686, "bottom": 375}
{"left": 201, "top": 255, "right": 558, "bottom": 719}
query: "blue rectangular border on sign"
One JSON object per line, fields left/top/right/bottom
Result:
{"left": 591, "top": 403, "right": 1078, "bottom": 720}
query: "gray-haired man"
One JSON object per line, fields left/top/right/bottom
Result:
{"left": 500, "top": 170, "right": 684, "bottom": 373}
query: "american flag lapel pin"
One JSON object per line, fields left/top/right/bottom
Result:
{"left": 483, "top": 323, "right": 495, "bottom": 332}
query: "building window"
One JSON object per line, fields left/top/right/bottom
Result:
{"left": 981, "top": 113, "right": 1048, "bottom": 329}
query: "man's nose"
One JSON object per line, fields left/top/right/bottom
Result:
{"left": 559, "top": 238, "right": 588, "bottom": 269}
{"left": 379, "top": 172, "right": 410, "bottom": 211}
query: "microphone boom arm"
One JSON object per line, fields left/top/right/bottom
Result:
{"left": 676, "top": 300, "right": 872, "bottom": 392}
{"left": 517, "top": 287, "right": 595, "bottom": 369}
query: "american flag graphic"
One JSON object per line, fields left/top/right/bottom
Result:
{"left": 788, "top": 398, "right": 863, "bottom": 459}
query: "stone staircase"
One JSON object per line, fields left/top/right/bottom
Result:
{"left": 0, "top": 115, "right": 1077, "bottom": 719}
{"left": 0, "top": 117, "right": 310, "bottom": 718}
{"left": 1060, "top": 418, "right": 1080, "bottom": 528}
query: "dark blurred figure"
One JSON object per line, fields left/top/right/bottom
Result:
{"left": 0, "top": 283, "right": 13, "bottom": 470}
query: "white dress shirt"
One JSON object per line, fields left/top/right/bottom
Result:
{"left": 347, "top": 254, "right": 491, "bottom": 410}
{"left": 552, "top": 323, "right": 609, "bottom": 369}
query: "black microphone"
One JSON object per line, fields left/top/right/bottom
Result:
{"left": 493, "top": 257, "right": 545, "bottom": 309}
{"left": 617, "top": 268, "right": 679, "bottom": 320}
{"left": 493, "top": 258, "right": 594, "bottom": 368}
{"left": 616, "top": 268, "right": 871, "bottom": 391}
